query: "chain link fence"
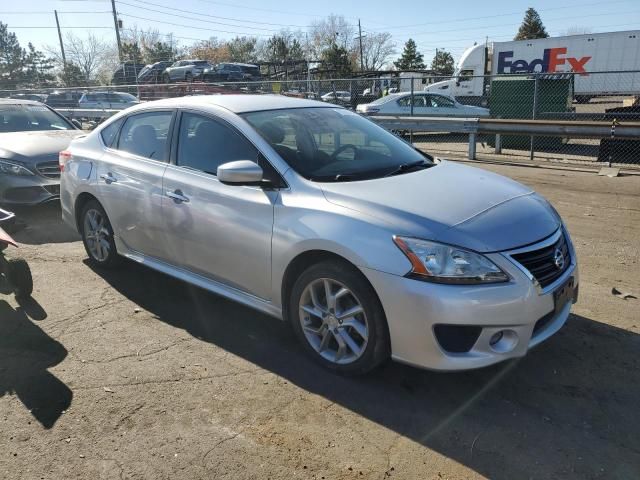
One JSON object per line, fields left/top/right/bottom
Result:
{"left": 3, "top": 70, "right": 640, "bottom": 167}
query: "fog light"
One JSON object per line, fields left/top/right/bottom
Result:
{"left": 489, "top": 331, "right": 503, "bottom": 346}
{"left": 488, "top": 329, "right": 518, "bottom": 353}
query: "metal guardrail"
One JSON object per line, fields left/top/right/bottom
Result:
{"left": 55, "top": 108, "right": 120, "bottom": 119}
{"left": 370, "top": 115, "right": 640, "bottom": 160}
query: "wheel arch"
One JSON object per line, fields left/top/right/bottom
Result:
{"left": 74, "top": 192, "right": 101, "bottom": 232}
{"left": 280, "top": 249, "right": 385, "bottom": 326}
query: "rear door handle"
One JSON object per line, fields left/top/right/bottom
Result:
{"left": 100, "top": 173, "right": 117, "bottom": 184}
{"left": 166, "top": 190, "right": 189, "bottom": 203}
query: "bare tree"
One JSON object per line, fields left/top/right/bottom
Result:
{"left": 308, "top": 14, "right": 356, "bottom": 59}
{"left": 46, "top": 32, "right": 112, "bottom": 85}
{"left": 361, "top": 32, "right": 395, "bottom": 70}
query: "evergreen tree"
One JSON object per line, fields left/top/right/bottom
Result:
{"left": 431, "top": 49, "right": 455, "bottom": 75}
{"left": 0, "top": 22, "right": 26, "bottom": 88}
{"left": 59, "top": 62, "right": 85, "bottom": 87}
{"left": 394, "top": 39, "right": 425, "bottom": 70}
{"left": 145, "top": 42, "right": 174, "bottom": 64}
{"left": 321, "top": 42, "right": 352, "bottom": 77}
{"left": 515, "top": 8, "right": 549, "bottom": 40}
{"left": 23, "top": 43, "right": 56, "bottom": 87}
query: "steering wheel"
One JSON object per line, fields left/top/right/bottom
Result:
{"left": 330, "top": 144, "right": 359, "bottom": 160}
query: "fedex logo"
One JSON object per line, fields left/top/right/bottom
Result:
{"left": 497, "top": 48, "right": 591, "bottom": 75}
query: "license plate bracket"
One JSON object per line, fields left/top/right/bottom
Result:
{"left": 554, "top": 276, "right": 575, "bottom": 313}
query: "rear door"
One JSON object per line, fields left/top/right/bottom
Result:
{"left": 160, "top": 110, "right": 278, "bottom": 300}
{"left": 96, "top": 109, "right": 175, "bottom": 258}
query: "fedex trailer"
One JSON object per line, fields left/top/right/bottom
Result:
{"left": 425, "top": 30, "right": 640, "bottom": 103}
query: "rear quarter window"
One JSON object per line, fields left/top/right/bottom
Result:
{"left": 100, "top": 118, "right": 124, "bottom": 148}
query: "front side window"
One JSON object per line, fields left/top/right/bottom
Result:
{"left": 458, "top": 69, "right": 474, "bottom": 82}
{"left": 430, "top": 95, "right": 455, "bottom": 108}
{"left": 117, "top": 111, "right": 173, "bottom": 161}
{"left": 0, "top": 104, "right": 73, "bottom": 132}
{"left": 176, "top": 113, "right": 258, "bottom": 175}
{"left": 242, "top": 107, "right": 432, "bottom": 182}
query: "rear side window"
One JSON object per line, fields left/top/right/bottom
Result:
{"left": 176, "top": 112, "right": 257, "bottom": 175}
{"left": 100, "top": 118, "right": 124, "bottom": 147}
{"left": 117, "top": 111, "right": 173, "bottom": 161}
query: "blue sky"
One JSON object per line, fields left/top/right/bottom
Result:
{"left": 4, "top": 0, "right": 640, "bottom": 63}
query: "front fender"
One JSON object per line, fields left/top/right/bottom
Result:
{"left": 270, "top": 192, "right": 412, "bottom": 308}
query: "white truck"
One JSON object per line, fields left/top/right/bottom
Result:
{"left": 425, "top": 30, "right": 640, "bottom": 104}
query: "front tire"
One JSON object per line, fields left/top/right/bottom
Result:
{"left": 80, "top": 200, "right": 120, "bottom": 268}
{"left": 288, "top": 260, "right": 390, "bottom": 375}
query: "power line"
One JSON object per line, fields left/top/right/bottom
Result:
{"left": 120, "top": 0, "right": 312, "bottom": 28}
{"left": 118, "top": 12, "right": 274, "bottom": 36}
{"left": 0, "top": 11, "right": 111, "bottom": 14}
{"left": 391, "top": 10, "right": 640, "bottom": 38}
{"left": 368, "top": 0, "right": 634, "bottom": 31}
{"left": 116, "top": 1, "right": 282, "bottom": 32}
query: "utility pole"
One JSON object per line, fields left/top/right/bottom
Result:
{"left": 435, "top": 48, "right": 438, "bottom": 74}
{"left": 54, "top": 10, "right": 66, "bottom": 65}
{"left": 110, "top": 0, "right": 123, "bottom": 61}
{"left": 357, "top": 19, "right": 364, "bottom": 71}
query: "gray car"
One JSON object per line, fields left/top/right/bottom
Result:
{"left": 60, "top": 95, "right": 578, "bottom": 375}
{"left": 163, "top": 60, "right": 211, "bottom": 82}
{"left": 78, "top": 91, "right": 139, "bottom": 111}
{"left": 0, "top": 99, "right": 83, "bottom": 205}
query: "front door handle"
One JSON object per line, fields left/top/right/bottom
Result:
{"left": 100, "top": 173, "right": 117, "bottom": 184}
{"left": 166, "top": 190, "right": 189, "bottom": 203}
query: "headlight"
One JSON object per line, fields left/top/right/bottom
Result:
{"left": 0, "top": 159, "right": 34, "bottom": 176}
{"left": 393, "top": 236, "right": 509, "bottom": 284}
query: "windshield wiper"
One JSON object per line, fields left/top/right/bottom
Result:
{"left": 383, "top": 160, "right": 431, "bottom": 177}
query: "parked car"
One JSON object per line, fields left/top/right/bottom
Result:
{"left": 202, "top": 63, "right": 261, "bottom": 82}
{"left": 137, "top": 61, "right": 174, "bottom": 84}
{"left": 321, "top": 91, "right": 351, "bottom": 105}
{"left": 8, "top": 93, "right": 48, "bottom": 103}
{"left": 78, "top": 92, "right": 139, "bottom": 110}
{"left": 356, "top": 92, "right": 490, "bottom": 117}
{"left": 163, "top": 60, "right": 211, "bottom": 83}
{"left": 111, "top": 62, "right": 146, "bottom": 85}
{"left": 0, "top": 99, "right": 83, "bottom": 205}
{"left": 60, "top": 95, "right": 578, "bottom": 375}
{"left": 45, "top": 91, "right": 82, "bottom": 109}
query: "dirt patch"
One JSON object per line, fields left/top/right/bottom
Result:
{"left": 1, "top": 163, "right": 639, "bottom": 479}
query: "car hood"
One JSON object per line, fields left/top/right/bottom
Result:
{"left": 319, "top": 161, "right": 560, "bottom": 252}
{"left": 0, "top": 130, "right": 83, "bottom": 164}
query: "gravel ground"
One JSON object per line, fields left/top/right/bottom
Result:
{"left": 0, "top": 162, "right": 639, "bottom": 480}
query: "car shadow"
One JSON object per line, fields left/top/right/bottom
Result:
{"left": 88, "top": 259, "right": 640, "bottom": 478}
{"left": 4, "top": 202, "right": 79, "bottom": 245}
{"left": 0, "top": 296, "right": 72, "bottom": 429}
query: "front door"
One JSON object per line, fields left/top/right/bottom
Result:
{"left": 160, "top": 111, "right": 276, "bottom": 300}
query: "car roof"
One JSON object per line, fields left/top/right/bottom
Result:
{"left": 0, "top": 98, "right": 43, "bottom": 106}
{"left": 127, "top": 94, "right": 333, "bottom": 114}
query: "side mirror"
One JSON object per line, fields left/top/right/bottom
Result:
{"left": 71, "top": 119, "right": 82, "bottom": 129}
{"left": 217, "top": 160, "right": 263, "bottom": 185}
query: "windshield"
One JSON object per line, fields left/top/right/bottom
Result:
{"left": 0, "top": 104, "right": 73, "bottom": 132}
{"left": 242, "top": 107, "right": 432, "bottom": 182}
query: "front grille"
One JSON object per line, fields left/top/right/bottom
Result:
{"left": 35, "top": 161, "right": 60, "bottom": 178}
{"left": 511, "top": 232, "right": 570, "bottom": 288}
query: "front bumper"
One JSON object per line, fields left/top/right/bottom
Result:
{"left": 0, "top": 174, "right": 60, "bottom": 205}
{"left": 361, "top": 234, "right": 579, "bottom": 371}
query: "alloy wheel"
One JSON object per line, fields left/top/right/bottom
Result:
{"left": 298, "top": 278, "right": 369, "bottom": 365}
{"left": 83, "top": 208, "right": 111, "bottom": 262}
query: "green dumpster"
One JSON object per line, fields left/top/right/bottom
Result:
{"left": 488, "top": 75, "right": 573, "bottom": 149}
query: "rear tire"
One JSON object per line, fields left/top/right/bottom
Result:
{"left": 288, "top": 260, "right": 390, "bottom": 375}
{"left": 80, "top": 200, "right": 120, "bottom": 269}
{"left": 7, "top": 258, "right": 33, "bottom": 299}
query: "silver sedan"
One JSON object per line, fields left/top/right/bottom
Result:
{"left": 356, "top": 92, "right": 490, "bottom": 117}
{"left": 60, "top": 95, "right": 578, "bottom": 374}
